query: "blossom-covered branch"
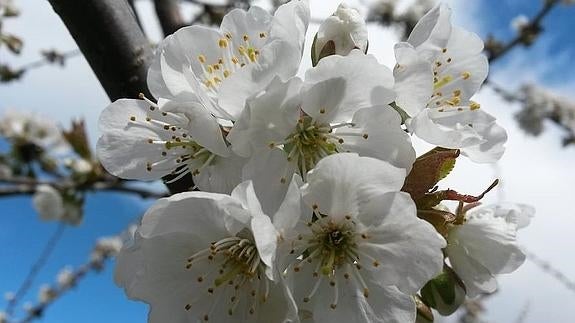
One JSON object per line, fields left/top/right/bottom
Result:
{"left": 1, "top": 233, "right": 127, "bottom": 323}
{"left": 486, "top": 80, "right": 575, "bottom": 145}
{"left": 484, "top": 0, "right": 561, "bottom": 63}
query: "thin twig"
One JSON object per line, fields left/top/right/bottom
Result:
{"left": 4, "top": 223, "right": 66, "bottom": 317}
{"left": 16, "top": 49, "right": 82, "bottom": 71}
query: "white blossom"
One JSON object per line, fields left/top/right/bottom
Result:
{"left": 393, "top": 4, "right": 507, "bottom": 163}
{"left": 516, "top": 83, "right": 575, "bottom": 137}
{"left": 510, "top": 14, "right": 529, "bottom": 32}
{"left": 229, "top": 51, "right": 414, "bottom": 214}
{"left": 115, "top": 181, "right": 298, "bottom": 322}
{"left": 97, "top": 98, "right": 246, "bottom": 194}
{"left": 0, "top": 0, "right": 18, "bottom": 17}
{"left": 0, "top": 164, "right": 11, "bottom": 178}
{"left": 38, "top": 284, "right": 56, "bottom": 304}
{"left": 3, "top": 292, "right": 14, "bottom": 302}
{"left": 22, "top": 302, "right": 33, "bottom": 313}
{"left": 32, "top": 185, "right": 82, "bottom": 225}
{"left": 96, "top": 237, "right": 123, "bottom": 253}
{"left": 446, "top": 203, "right": 534, "bottom": 297}
{"left": 147, "top": 0, "right": 309, "bottom": 121}
{"left": 275, "top": 154, "right": 446, "bottom": 322}
{"left": 64, "top": 158, "right": 93, "bottom": 175}
{"left": 0, "top": 110, "right": 69, "bottom": 152}
{"left": 0, "top": 311, "right": 7, "bottom": 323}
{"left": 57, "top": 267, "right": 75, "bottom": 288}
{"left": 313, "top": 4, "right": 368, "bottom": 63}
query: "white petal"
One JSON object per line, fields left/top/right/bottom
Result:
{"left": 491, "top": 203, "right": 535, "bottom": 229}
{"left": 97, "top": 99, "right": 180, "bottom": 180}
{"left": 407, "top": 4, "right": 452, "bottom": 61}
{"left": 147, "top": 42, "right": 174, "bottom": 100}
{"left": 32, "top": 185, "right": 64, "bottom": 221}
{"left": 242, "top": 148, "right": 298, "bottom": 216}
{"left": 304, "top": 51, "right": 396, "bottom": 122}
{"left": 446, "top": 241, "right": 497, "bottom": 297}
{"left": 455, "top": 212, "right": 526, "bottom": 275}
{"left": 193, "top": 152, "right": 247, "bottom": 194}
{"left": 301, "top": 153, "right": 406, "bottom": 221}
{"left": 160, "top": 100, "right": 230, "bottom": 157}
{"left": 228, "top": 76, "right": 303, "bottom": 157}
{"left": 393, "top": 42, "right": 433, "bottom": 117}
{"left": 251, "top": 211, "right": 278, "bottom": 277}
{"left": 291, "top": 264, "right": 415, "bottom": 323}
{"left": 137, "top": 192, "right": 242, "bottom": 239}
{"left": 436, "top": 50, "right": 489, "bottom": 105}
{"left": 461, "top": 120, "right": 507, "bottom": 163}
{"left": 269, "top": 0, "right": 310, "bottom": 55}
{"left": 301, "top": 77, "right": 346, "bottom": 124}
{"left": 408, "top": 108, "right": 483, "bottom": 149}
{"left": 157, "top": 27, "right": 219, "bottom": 102}
{"left": 115, "top": 233, "right": 210, "bottom": 323}
{"left": 217, "top": 40, "right": 302, "bottom": 120}
{"left": 230, "top": 181, "right": 278, "bottom": 274}
{"left": 338, "top": 106, "right": 416, "bottom": 171}
{"left": 358, "top": 192, "right": 446, "bottom": 293}
{"left": 273, "top": 174, "right": 305, "bottom": 233}
{"left": 220, "top": 6, "right": 273, "bottom": 51}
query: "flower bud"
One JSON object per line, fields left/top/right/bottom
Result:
{"left": 312, "top": 3, "right": 368, "bottom": 66}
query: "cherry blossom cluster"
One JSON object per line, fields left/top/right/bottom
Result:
{"left": 516, "top": 83, "right": 575, "bottom": 142}
{"left": 97, "top": 2, "right": 534, "bottom": 322}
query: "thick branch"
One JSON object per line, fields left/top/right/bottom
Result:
{"left": 154, "top": 0, "right": 186, "bottom": 36}
{"left": 47, "top": 0, "right": 153, "bottom": 100}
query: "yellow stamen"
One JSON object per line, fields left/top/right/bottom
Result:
{"left": 470, "top": 101, "right": 481, "bottom": 110}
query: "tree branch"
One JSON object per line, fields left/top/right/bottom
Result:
{"left": 47, "top": 0, "right": 154, "bottom": 100}
{"left": 154, "top": 0, "right": 186, "bottom": 36}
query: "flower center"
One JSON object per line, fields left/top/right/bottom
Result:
{"left": 425, "top": 47, "right": 481, "bottom": 113}
{"left": 289, "top": 216, "right": 377, "bottom": 309}
{"left": 196, "top": 32, "right": 266, "bottom": 95}
{"left": 282, "top": 116, "right": 338, "bottom": 174}
{"left": 185, "top": 234, "right": 269, "bottom": 318}
{"left": 131, "top": 95, "right": 218, "bottom": 182}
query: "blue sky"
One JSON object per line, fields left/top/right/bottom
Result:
{"left": 1, "top": 0, "right": 575, "bottom": 322}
